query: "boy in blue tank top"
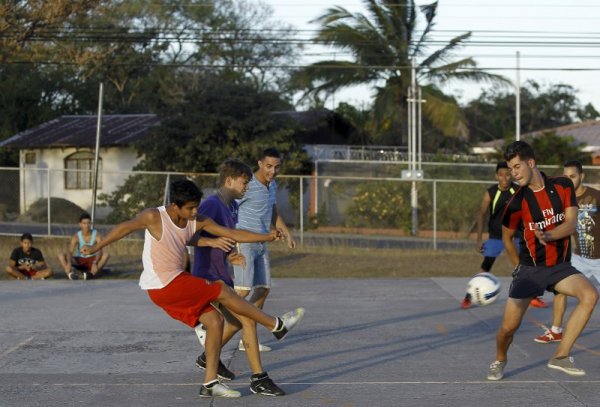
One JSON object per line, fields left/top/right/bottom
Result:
{"left": 58, "top": 212, "right": 110, "bottom": 280}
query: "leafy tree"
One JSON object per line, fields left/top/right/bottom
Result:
{"left": 194, "top": 0, "right": 301, "bottom": 93}
{"left": 465, "top": 80, "right": 600, "bottom": 143}
{"left": 528, "top": 132, "right": 590, "bottom": 166}
{"left": 291, "top": 0, "right": 506, "bottom": 146}
{"left": 101, "top": 75, "right": 312, "bottom": 222}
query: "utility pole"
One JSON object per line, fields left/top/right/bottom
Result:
{"left": 403, "top": 59, "right": 426, "bottom": 236}
{"left": 91, "top": 82, "right": 104, "bottom": 225}
{"left": 516, "top": 51, "right": 521, "bottom": 141}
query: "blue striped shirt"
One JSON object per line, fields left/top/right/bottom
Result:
{"left": 236, "top": 176, "right": 277, "bottom": 233}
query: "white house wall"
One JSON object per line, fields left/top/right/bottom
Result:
{"left": 20, "top": 147, "right": 140, "bottom": 217}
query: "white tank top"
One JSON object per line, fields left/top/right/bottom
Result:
{"left": 139, "top": 206, "right": 196, "bottom": 290}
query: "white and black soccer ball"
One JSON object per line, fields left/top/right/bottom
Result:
{"left": 466, "top": 273, "right": 501, "bottom": 306}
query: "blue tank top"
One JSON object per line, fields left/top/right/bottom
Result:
{"left": 75, "top": 230, "right": 97, "bottom": 258}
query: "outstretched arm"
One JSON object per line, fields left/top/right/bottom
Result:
{"left": 82, "top": 209, "right": 157, "bottom": 255}
{"left": 194, "top": 215, "right": 279, "bottom": 245}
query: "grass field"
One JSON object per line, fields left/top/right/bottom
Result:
{"left": 0, "top": 235, "right": 515, "bottom": 280}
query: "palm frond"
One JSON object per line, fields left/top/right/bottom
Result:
{"left": 421, "top": 90, "right": 469, "bottom": 138}
{"left": 291, "top": 60, "right": 379, "bottom": 96}
{"left": 424, "top": 59, "right": 510, "bottom": 85}
{"left": 412, "top": 1, "right": 438, "bottom": 56}
{"left": 309, "top": 6, "right": 354, "bottom": 26}
{"left": 419, "top": 32, "right": 471, "bottom": 67}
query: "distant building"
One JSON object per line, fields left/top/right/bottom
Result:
{"left": 472, "top": 120, "right": 600, "bottom": 163}
{"left": 0, "top": 114, "right": 160, "bottom": 215}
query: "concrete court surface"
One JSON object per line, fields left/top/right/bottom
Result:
{"left": 0, "top": 278, "right": 599, "bottom": 407}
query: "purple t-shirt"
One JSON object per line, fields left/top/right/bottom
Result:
{"left": 192, "top": 195, "right": 238, "bottom": 287}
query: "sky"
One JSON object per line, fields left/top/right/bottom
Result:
{"left": 265, "top": 0, "right": 600, "bottom": 110}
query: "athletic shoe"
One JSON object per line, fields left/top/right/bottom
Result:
{"left": 195, "top": 353, "right": 235, "bottom": 381}
{"left": 547, "top": 356, "right": 586, "bottom": 376}
{"left": 272, "top": 308, "right": 305, "bottom": 340}
{"left": 194, "top": 324, "right": 206, "bottom": 348}
{"left": 460, "top": 296, "right": 471, "bottom": 309}
{"left": 530, "top": 297, "right": 549, "bottom": 308}
{"left": 487, "top": 360, "right": 506, "bottom": 381}
{"left": 82, "top": 271, "right": 89, "bottom": 280}
{"left": 199, "top": 382, "right": 241, "bottom": 398}
{"left": 534, "top": 329, "right": 562, "bottom": 343}
{"left": 68, "top": 271, "right": 79, "bottom": 280}
{"left": 239, "top": 339, "right": 272, "bottom": 352}
{"left": 250, "top": 373, "right": 285, "bottom": 396}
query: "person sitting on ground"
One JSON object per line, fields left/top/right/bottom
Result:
{"left": 58, "top": 212, "right": 110, "bottom": 280}
{"left": 5, "top": 233, "right": 53, "bottom": 280}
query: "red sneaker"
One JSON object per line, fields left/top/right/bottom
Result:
{"left": 461, "top": 296, "right": 472, "bottom": 309}
{"left": 534, "top": 329, "right": 562, "bottom": 343}
{"left": 530, "top": 297, "right": 549, "bottom": 308}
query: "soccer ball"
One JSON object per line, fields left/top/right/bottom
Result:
{"left": 466, "top": 273, "right": 501, "bottom": 306}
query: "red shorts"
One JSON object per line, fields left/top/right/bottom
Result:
{"left": 147, "top": 272, "right": 222, "bottom": 328}
{"left": 21, "top": 268, "right": 37, "bottom": 278}
{"left": 72, "top": 256, "right": 96, "bottom": 271}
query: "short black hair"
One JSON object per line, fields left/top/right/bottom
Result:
{"left": 218, "top": 159, "right": 252, "bottom": 186}
{"left": 563, "top": 160, "right": 583, "bottom": 174}
{"left": 79, "top": 212, "right": 91, "bottom": 222}
{"left": 496, "top": 161, "right": 509, "bottom": 173}
{"left": 170, "top": 179, "right": 202, "bottom": 208}
{"left": 504, "top": 140, "right": 535, "bottom": 162}
{"left": 259, "top": 147, "right": 281, "bottom": 161}
{"left": 20, "top": 233, "right": 33, "bottom": 242}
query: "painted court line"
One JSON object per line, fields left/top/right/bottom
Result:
{"left": 33, "top": 380, "right": 600, "bottom": 387}
{"left": 0, "top": 336, "right": 34, "bottom": 360}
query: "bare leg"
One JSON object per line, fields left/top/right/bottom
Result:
{"left": 57, "top": 253, "right": 72, "bottom": 276}
{"left": 217, "top": 284, "right": 277, "bottom": 331}
{"left": 221, "top": 307, "right": 262, "bottom": 374}
{"left": 248, "top": 287, "right": 270, "bottom": 309}
{"left": 5, "top": 266, "right": 27, "bottom": 280}
{"left": 198, "top": 309, "right": 224, "bottom": 383}
{"left": 552, "top": 293, "right": 567, "bottom": 327}
{"left": 553, "top": 275, "right": 598, "bottom": 358}
{"left": 496, "top": 297, "right": 531, "bottom": 361}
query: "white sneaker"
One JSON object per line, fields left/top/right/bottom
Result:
{"left": 238, "top": 339, "right": 272, "bottom": 352}
{"left": 194, "top": 324, "right": 206, "bottom": 348}
{"left": 68, "top": 271, "right": 79, "bottom": 280}
{"left": 199, "top": 382, "right": 241, "bottom": 398}
{"left": 272, "top": 307, "right": 305, "bottom": 340}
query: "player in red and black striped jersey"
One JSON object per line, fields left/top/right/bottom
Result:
{"left": 486, "top": 141, "right": 598, "bottom": 381}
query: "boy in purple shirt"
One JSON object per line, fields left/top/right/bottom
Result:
{"left": 192, "top": 159, "right": 286, "bottom": 396}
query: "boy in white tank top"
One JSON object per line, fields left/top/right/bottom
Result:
{"left": 81, "top": 179, "right": 305, "bottom": 398}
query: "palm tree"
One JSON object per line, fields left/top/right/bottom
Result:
{"left": 292, "top": 0, "right": 507, "bottom": 146}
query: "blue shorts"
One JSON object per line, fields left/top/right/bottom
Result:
{"left": 483, "top": 238, "right": 520, "bottom": 257}
{"left": 233, "top": 242, "right": 271, "bottom": 290}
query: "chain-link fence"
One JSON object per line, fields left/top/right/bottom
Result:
{"left": 2, "top": 163, "right": 599, "bottom": 248}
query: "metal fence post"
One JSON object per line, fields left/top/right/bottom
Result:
{"left": 299, "top": 176, "right": 304, "bottom": 247}
{"left": 433, "top": 180, "right": 437, "bottom": 250}
{"left": 47, "top": 168, "right": 51, "bottom": 236}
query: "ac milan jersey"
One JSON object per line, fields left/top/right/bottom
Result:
{"left": 502, "top": 174, "right": 577, "bottom": 267}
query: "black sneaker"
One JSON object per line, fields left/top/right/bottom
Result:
{"left": 250, "top": 373, "right": 285, "bottom": 396}
{"left": 195, "top": 353, "right": 235, "bottom": 381}
{"left": 272, "top": 308, "right": 305, "bottom": 340}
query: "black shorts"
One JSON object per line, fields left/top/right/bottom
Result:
{"left": 509, "top": 262, "right": 581, "bottom": 299}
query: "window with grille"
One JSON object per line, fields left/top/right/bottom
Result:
{"left": 64, "top": 151, "right": 102, "bottom": 190}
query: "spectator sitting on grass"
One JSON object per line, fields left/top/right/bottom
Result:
{"left": 58, "top": 212, "right": 109, "bottom": 280}
{"left": 5, "top": 233, "right": 53, "bottom": 280}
